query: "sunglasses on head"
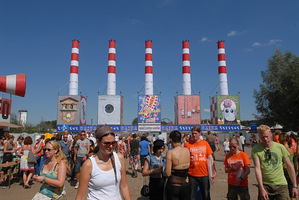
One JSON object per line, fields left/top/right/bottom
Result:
{"left": 102, "top": 141, "right": 117, "bottom": 147}
{"left": 44, "top": 148, "right": 53, "bottom": 152}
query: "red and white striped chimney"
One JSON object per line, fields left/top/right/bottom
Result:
{"left": 145, "top": 40, "right": 153, "bottom": 95}
{"left": 69, "top": 40, "right": 80, "bottom": 96}
{"left": 217, "top": 41, "right": 229, "bottom": 95}
{"left": 107, "top": 40, "right": 116, "bottom": 95}
{"left": 182, "top": 40, "right": 191, "bottom": 95}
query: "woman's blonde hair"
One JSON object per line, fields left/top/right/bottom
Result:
{"left": 47, "top": 140, "right": 70, "bottom": 173}
{"left": 224, "top": 138, "right": 228, "bottom": 142}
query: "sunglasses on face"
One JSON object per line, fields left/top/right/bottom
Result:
{"left": 44, "top": 148, "right": 53, "bottom": 152}
{"left": 229, "top": 145, "right": 237, "bottom": 149}
{"left": 81, "top": 134, "right": 86, "bottom": 136}
{"left": 102, "top": 141, "right": 117, "bottom": 147}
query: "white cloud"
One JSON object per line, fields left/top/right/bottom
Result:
{"left": 227, "top": 30, "right": 237, "bottom": 37}
{"left": 251, "top": 39, "right": 283, "bottom": 48}
{"left": 267, "top": 39, "right": 282, "bottom": 45}
{"left": 252, "top": 42, "right": 262, "bottom": 47}
{"left": 200, "top": 37, "right": 208, "bottom": 42}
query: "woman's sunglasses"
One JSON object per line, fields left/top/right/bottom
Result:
{"left": 44, "top": 148, "right": 53, "bottom": 152}
{"left": 102, "top": 141, "right": 117, "bottom": 147}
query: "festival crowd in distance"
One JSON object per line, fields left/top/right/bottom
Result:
{"left": 0, "top": 124, "right": 298, "bottom": 200}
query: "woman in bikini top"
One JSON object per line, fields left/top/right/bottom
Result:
{"left": 165, "top": 131, "right": 190, "bottom": 200}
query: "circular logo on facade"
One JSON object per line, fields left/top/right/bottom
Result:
{"left": 105, "top": 104, "right": 114, "bottom": 114}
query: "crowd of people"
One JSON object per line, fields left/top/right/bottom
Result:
{"left": 0, "top": 125, "right": 299, "bottom": 200}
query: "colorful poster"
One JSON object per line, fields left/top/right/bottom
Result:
{"left": 216, "top": 95, "right": 240, "bottom": 125}
{"left": 175, "top": 95, "right": 201, "bottom": 125}
{"left": 57, "top": 95, "right": 87, "bottom": 125}
{"left": 138, "top": 95, "right": 161, "bottom": 123}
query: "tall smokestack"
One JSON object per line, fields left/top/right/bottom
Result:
{"left": 182, "top": 40, "right": 191, "bottom": 95}
{"left": 107, "top": 40, "right": 116, "bottom": 95}
{"left": 217, "top": 41, "right": 229, "bottom": 95}
{"left": 145, "top": 40, "right": 153, "bottom": 95}
{"left": 69, "top": 40, "right": 80, "bottom": 96}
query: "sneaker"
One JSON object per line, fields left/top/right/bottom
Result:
{"left": 75, "top": 182, "right": 79, "bottom": 189}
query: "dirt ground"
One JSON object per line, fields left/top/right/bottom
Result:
{"left": 0, "top": 146, "right": 259, "bottom": 200}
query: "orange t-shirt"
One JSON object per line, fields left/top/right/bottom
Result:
{"left": 291, "top": 139, "right": 297, "bottom": 153}
{"left": 184, "top": 140, "right": 213, "bottom": 177}
{"left": 224, "top": 151, "right": 250, "bottom": 186}
{"left": 274, "top": 135, "right": 279, "bottom": 143}
{"left": 34, "top": 141, "right": 44, "bottom": 156}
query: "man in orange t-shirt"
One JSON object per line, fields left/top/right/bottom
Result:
{"left": 34, "top": 135, "right": 44, "bottom": 175}
{"left": 184, "top": 126, "right": 217, "bottom": 200}
{"left": 274, "top": 130, "right": 280, "bottom": 143}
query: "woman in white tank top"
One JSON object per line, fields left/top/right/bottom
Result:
{"left": 75, "top": 126, "right": 130, "bottom": 200}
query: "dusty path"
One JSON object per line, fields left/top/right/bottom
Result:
{"left": 0, "top": 146, "right": 259, "bottom": 199}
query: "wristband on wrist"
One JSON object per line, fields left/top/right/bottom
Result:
{"left": 42, "top": 177, "right": 46, "bottom": 183}
{"left": 293, "top": 186, "right": 298, "bottom": 188}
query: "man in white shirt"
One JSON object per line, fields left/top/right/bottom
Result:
{"left": 239, "top": 133, "right": 245, "bottom": 152}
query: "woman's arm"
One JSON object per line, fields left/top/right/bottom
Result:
{"left": 118, "top": 153, "right": 131, "bottom": 200}
{"left": 165, "top": 150, "right": 172, "bottom": 177}
{"left": 17, "top": 146, "right": 23, "bottom": 156}
{"left": 142, "top": 156, "right": 161, "bottom": 176}
{"left": 76, "top": 159, "right": 92, "bottom": 200}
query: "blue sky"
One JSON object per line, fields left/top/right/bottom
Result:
{"left": 1, "top": 0, "right": 299, "bottom": 126}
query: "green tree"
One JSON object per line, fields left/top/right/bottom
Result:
{"left": 253, "top": 50, "right": 299, "bottom": 130}
{"left": 10, "top": 113, "right": 20, "bottom": 125}
{"left": 132, "top": 117, "right": 138, "bottom": 125}
{"left": 37, "top": 120, "right": 57, "bottom": 133}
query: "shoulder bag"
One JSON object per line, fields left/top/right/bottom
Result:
{"left": 140, "top": 155, "right": 151, "bottom": 197}
{"left": 28, "top": 150, "right": 37, "bottom": 164}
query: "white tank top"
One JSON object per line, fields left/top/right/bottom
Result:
{"left": 87, "top": 152, "right": 122, "bottom": 200}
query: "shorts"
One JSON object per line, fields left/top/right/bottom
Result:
{"left": 228, "top": 184, "right": 250, "bottom": 200}
{"left": 258, "top": 184, "right": 290, "bottom": 200}
{"left": 129, "top": 155, "right": 140, "bottom": 166}
{"left": 74, "top": 157, "right": 84, "bottom": 173}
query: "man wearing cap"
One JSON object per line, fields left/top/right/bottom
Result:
{"left": 74, "top": 131, "right": 90, "bottom": 189}
{"left": 252, "top": 125, "right": 298, "bottom": 199}
{"left": 34, "top": 135, "right": 44, "bottom": 175}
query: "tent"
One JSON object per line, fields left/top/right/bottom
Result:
{"left": 43, "top": 132, "right": 53, "bottom": 140}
